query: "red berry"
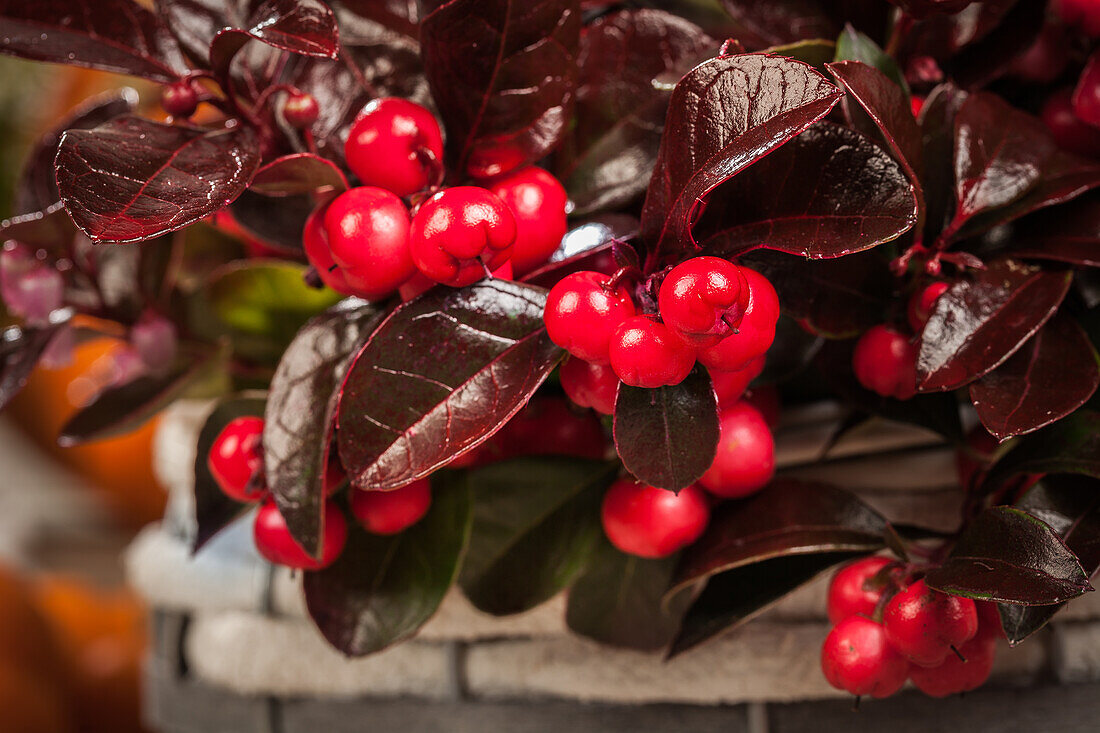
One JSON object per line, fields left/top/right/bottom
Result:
{"left": 827, "top": 557, "right": 894, "bottom": 625}
{"left": 709, "top": 355, "right": 765, "bottom": 409}
{"left": 322, "top": 186, "right": 414, "bottom": 299}
{"left": 907, "top": 281, "right": 949, "bottom": 333}
{"left": 161, "top": 81, "right": 198, "bottom": 117}
{"left": 208, "top": 417, "right": 266, "bottom": 502}
{"left": 609, "top": 315, "right": 696, "bottom": 389}
{"left": 409, "top": 187, "right": 517, "bottom": 287}
{"left": 345, "top": 98, "right": 443, "bottom": 197}
{"left": 821, "top": 616, "right": 910, "bottom": 698}
{"left": 908, "top": 635, "right": 996, "bottom": 697}
{"left": 974, "top": 600, "right": 1006, "bottom": 642}
{"left": 350, "top": 479, "right": 431, "bottom": 535}
{"left": 600, "top": 478, "right": 710, "bottom": 559}
{"left": 303, "top": 203, "right": 357, "bottom": 296}
{"left": 852, "top": 325, "right": 918, "bottom": 401}
{"left": 544, "top": 271, "right": 636, "bottom": 364}
{"left": 697, "top": 268, "right": 780, "bottom": 372}
{"left": 657, "top": 257, "right": 749, "bottom": 347}
{"left": 488, "top": 166, "right": 569, "bottom": 276}
{"left": 253, "top": 499, "right": 347, "bottom": 570}
{"left": 884, "top": 579, "right": 979, "bottom": 667}
{"left": 1042, "top": 88, "right": 1100, "bottom": 157}
{"left": 1074, "top": 51, "right": 1100, "bottom": 128}
{"left": 911, "top": 95, "right": 925, "bottom": 119}
{"left": 560, "top": 357, "right": 619, "bottom": 415}
{"left": 467, "top": 140, "right": 526, "bottom": 180}
{"left": 283, "top": 92, "right": 319, "bottom": 129}
{"left": 698, "top": 401, "right": 775, "bottom": 499}
{"left": 1009, "top": 23, "right": 1072, "bottom": 83}
{"left": 487, "top": 396, "right": 606, "bottom": 461}
{"left": 1055, "top": 0, "right": 1100, "bottom": 36}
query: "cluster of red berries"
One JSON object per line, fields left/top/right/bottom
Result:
{"left": 208, "top": 416, "right": 432, "bottom": 571}
{"left": 821, "top": 557, "right": 1003, "bottom": 699}
{"left": 852, "top": 281, "right": 949, "bottom": 400}
{"left": 303, "top": 98, "right": 568, "bottom": 300}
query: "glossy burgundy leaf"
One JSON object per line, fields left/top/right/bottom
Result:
{"left": 155, "top": 0, "right": 247, "bottom": 65}
{"left": 639, "top": 53, "right": 843, "bottom": 269}
{"left": 919, "top": 83, "right": 968, "bottom": 242}
{"left": 56, "top": 117, "right": 261, "bottom": 243}
{"left": 209, "top": 0, "right": 339, "bottom": 77}
{"left": 264, "top": 300, "right": 387, "bottom": 558}
{"left": 190, "top": 393, "right": 266, "bottom": 553}
{"left": 337, "top": 280, "right": 563, "bottom": 491}
{"left": 1010, "top": 194, "right": 1100, "bottom": 268}
{"left": 559, "top": 9, "right": 714, "bottom": 216}
{"left": 0, "top": 318, "right": 71, "bottom": 412}
{"left": 521, "top": 214, "right": 638, "bottom": 289}
{"left": 228, "top": 190, "right": 313, "bottom": 255}
{"left": 249, "top": 153, "right": 348, "bottom": 197}
{"left": 695, "top": 122, "right": 917, "bottom": 259}
{"left": 718, "top": 1, "right": 837, "bottom": 47}
{"left": 946, "top": 0, "right": 1045, "bottom": 89}
{"left": 970, "top": 314, "right": 1100, "bottom": 440}
{"left": 984, "top": 409, "right": 1100, "bottom": 488}
{"left": 334, "top": 0, "right": 418, "bottom": 38}
{"left": 889, "top": 0, "right": 973, "bottom": 17}
{"left": 0, "top": 0, "right": 186, "bottom": 81}
{"left": 420, "top": 0, "right": 580, "bottom": 178}
{"left": 925, "top": 506, "right": 1091, "bottom": 605}
{"left": 304, "top": 472, "right": 471, "bottom": 656}
{"left": 918, "top": 259, "right": 1072, "bottom": 392}
{"left": 613, "top": 367, "right": 719, "bottom": 492}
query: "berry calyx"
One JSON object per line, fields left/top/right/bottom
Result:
{"left": 161, "top": 81, "right": 198, "bottom": 118}
{"left": 560, "top": 356, "right": 620, "bottom": 415}
{"left": 544, "top": 271, "right": 636, "bottom": 365}
{"left": 696, "top": 267, "right": 780, "bottom": 372}
{"left": 323, "top": 186, "right": 414, "bottom": 299}
{"left": 1042, "top": 88, "right": 1100, "bottom": 157}
{"left": 409, "top": 187, "right": 517, "bottom": 287}
{"left": 698, "top": 400, "right": 775, "bottom": 499}
{"left": 208, "top": 417, "right": 266, "bottom": 503}
{"left": 283, "top": 92, "right": 319, "bottom": 129}
{"left": 908, "top": 635, "right": 996, "bottom": 698}
{"left": 488, "top": 166, "right": 569, "bottom": 276}
{"left": 350, "top": 479, "right": 432, "bottom": 535}
{"left": 345, "top": 98, "right": 444, "bottom": 197}
{"left": 303, "top": 203, "right": 357, "bottom": 296}
{"left": 827, "top": 556, "right": 895, "bottom": 625}
{"left": 253, "top": 499, "right": 347, "bottom": 571}
{"left": 907, "top": 281, "right": 949, "bottom": 333}
{"left": 821, "top": 615, "right": 910, "bottom": 698}
{"left": 658, "top": 256, "right": 749, "bottom": 347}
{"left": 884, "top": 579, "right": 979, "bottom": 667}
{"left": 709, "top": 355, "right": 765, "bottom": 409}
{"left": 852, "top": 325, "right": 918, "bottom": 401}
{"left": 609, "top": 315, "right": 697, "bottom": 389}
{"left": 600, "top": 478, "right": 710, "bottom": 559}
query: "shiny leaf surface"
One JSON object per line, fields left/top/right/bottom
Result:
{"left": 249, "top": 153, "right": 349, "bottom": 197}
{"left": 984, "top": 409, "right": 1100, "bottom": 487}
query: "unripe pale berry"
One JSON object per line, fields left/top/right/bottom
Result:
{"left": 208, "top": 417, "right": 266, "bottom": 503}
{"left": 609, "top": 315, "right": 697, "bottom": 389}
{"left": 283, "top": 92, "right": 320, "bottom": 129}
{"left": 345, "top": 98, "right": 444, "bottom": 197}
{"left": 852, "top": 325, "right": 918, "bottom": 400}
{"left": 544, "top": 271, "right": 636, "bottom": 365}
{"left": 884, "top": 579, "right": 979, "bottom": 667}
{"left": 253, "top": 499, "right": 347, "bottom": 571}
{"left": 827, "top": 556, "right": 895, "bottom": 625}
{"left": 488, "top": 166, "right": 569, "bottom": 276}
{"left": 697, "top": 267, "right": 780, "bottom": 372}
{"left": 907, "top": 281, "right": 949, "bottom": 333}
{"left": 698, "top": 401, "right": 775, "bottom": 499}
{"left": 821, "top": 616, "right": 910, "bottom": 698}
{"left": 350, "top": 479, "right": 431, "bottom": 535}
{"left": 658, "top": 256, "right": 749, "bottom": 347}
{"left": 709, "top": 355, "right": 765, "bottom": 409}
{"left": 600, "top": 478, "right": 710, "bottom": 559}
{"left": 323, "top": 186, "right": 414, "bottom": 299}
{"left": 560, "top": 356, "right": 619, "bottom": 415}
{"left": 409, "top": 187, "right": 516, "bottom": 287}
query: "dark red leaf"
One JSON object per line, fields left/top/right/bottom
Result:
{"left": 336, "top": 280, "right": 563, "bottom": 491}
{"left": 718, "top": 0, "right": 838, "bottom": 47}
{"left": 228, "top": 190, "right": 312, "bottom": 255}
{"left": 639, "top": 53, "right": 843, "bottom": 269}
{"left": 333, "top": 0, "right": 418, "bottom": 38}
{"left": 155, "top": 0, "right": 246, "bottom": 65}
{"left": 946, "top": 0, "right": 1045, "bottom": 90}
{"left": 1010, "top": 194, "right": 1100, "bottom": 268}
{"left": 0, "top": 0, "right": 186, "bottom": 81}
{"left": 420, "top": 0, "right": 581, "bottom": 177}
{"left": 917, "top": 259, "right": 1072, "bottom": 392}
{"left": 249, "top": 153, "right": 348, "bottom": 196}
{"left": 925, "top": 506, "right": 1091, "bottom": 605}
{"left": 264, "top": 300, "right": 387, "bottom": 558}
{"left": 0, "top": 318, "right": 71, "bottom": 412}
{"left": 521, "top": 214, "right": 638, "bottom": 288}
{"left": 613, "top": 367, "right": 719, "bottom": 492}
{"left": 55, "top": 117, "right": 262, "bottom": 243}
{"left": 919, "top": 83, "right": 968, "bottom": 241}
{"left": 970, "top": 314, "right": 1100, "bottom": 440}
{"left": 984, "top": 409, "right": 1100, "bottom": 488}
{"left": 890, "top": 0, "right": 973, "bottom": 18}
{"left": 209, "top": 0, "right": 339, "bottom": 77}
{"left": 0, "top": 204, "right": 77, "bottom": 255}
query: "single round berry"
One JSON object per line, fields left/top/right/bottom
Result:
{"left": 345, "top": 98, "right": 444, "bottom": 197}
{"left": 253, "top": 499, "right": 347, "bottom": 570}
{"left": 303, "top": 203, "right": 356, "bottom": 296}
{"left": 609, "top": 315, "right": 697, "bottom": 389}
{"left": 600, "top": 478, "right": 710, "bottom": 559}
{"left": 487, "top": 396, "right": 607, "bottom": 461}
{"left": 697, "top": 268, "right": 780, "bottom": 372}
{"left": 350, "top": 479, "right": 431, "bottom": 535}
{"left": 409, "top": 187, "right": 517, "bottom": 287}
{"left": 658, "top": 257, "right": 749, "bottom": 347}
{"left": 852, "top": 325, "right": 918, "bottom": 401}
{"left": 560, "top": 356, "right": 620, "bottom": 415}
{"left": 908, "top": 635, "right": 996, "bottom": 698}
{"left": 911, "top": 95, "right": 925, "bottom": 119}
{"left": 467, "top": 140, "right": 526, "bottom": 180}
{"left": 544, "top": 271, "right": 636, "bottom": 364}
{"left": 283, "top": 92, "right": 319, "bottom": 129}
{"left": 884, "top": 579, "right": 979, "bottom": 667}
{"left": 161, "top": 81, "right": 198, "bottom": 118}
{"left": 821, "top": 616, "right": 910, "bottom": 698}
{"left": 827, "top": 556, "right": 895, "bottom": 625}
{"left": 488, "top": 166, "right": 569, "bottom": 276}
{"left": 709, "top": 355, "right": 765, "bottom": 409}
{"left": 208, "top": 417, "right": 266, "bottom": 503}
{"left": 1042, "top": 88, "right": 1100, "bottom": 157}
{"left": 323, "top": 186, "right": 414, "bottom": 299}
{"left": 1009, "top": 23, "right": 1072, "bottom": 83}
{"left": 907, "top": 281, "right": 949, "bottom": 333}
{"left": 1075, "top": 54, "right": 1100, "bottom": 128}
{"left": 698, "top": 401, "right": 775, "bottom": 499}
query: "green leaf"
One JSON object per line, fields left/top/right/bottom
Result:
{"left": 834, "top": 24, "right": 908, "bottom": 96}
{"left": 766, "top": 39, "right": 836, "bottom": 71}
